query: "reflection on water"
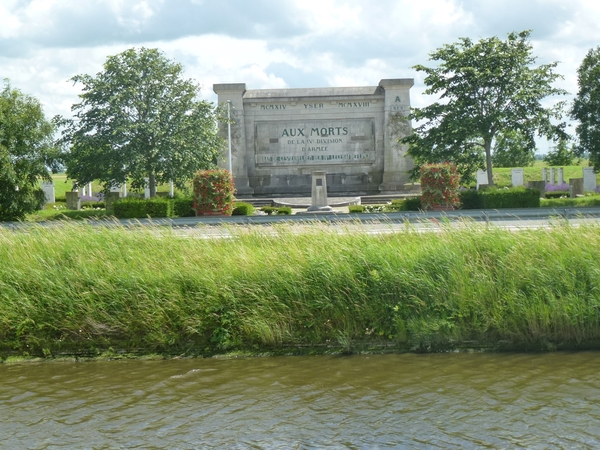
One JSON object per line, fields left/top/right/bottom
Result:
{"left": 1, "top": 352, "right": 600, "bottom": 448}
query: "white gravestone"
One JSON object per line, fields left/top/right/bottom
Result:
{"left": 558, "top": 168, "right": 564, "bottom": 185}
{"left": 511, "top": 169, "right": 524, "bottom": 187}
{"left": 542, "top": 168, "right": 547, "bottom": 183}
{"left": 144, "top": 178, "right": 150, "bottom": 199}
{"left": 549, "top": 168, "right": 555, "bottom": 185}
{"left": 476, "top": 170, "right": 489, "bottom": 190}
{"left": 41, "top": 181, "right": 55, "bottom": 204}
{"left": 110, "top": 184, "right": 121, "bottom": 194}
{"left": 583, "top": 167, "right": 596, "bottom": 192}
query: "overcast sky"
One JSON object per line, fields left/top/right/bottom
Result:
{"left": 2, "top": 0, "right": 599, "bottom": 152}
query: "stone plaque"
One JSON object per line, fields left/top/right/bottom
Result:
{"left": 255, "top": 119, "right": 375, "bottom": 167}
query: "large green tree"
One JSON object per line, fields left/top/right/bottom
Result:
{"left": 57, "top": 47, "right": 224, "bottom": 196}
{"left": 571, "top": 47, "right": 600, "bottom": 170}
{"left": 491, "top": 129, "right": 536, "bottom": 168}
{"left": 543, "top": 138, "right": 579, "bottom": 166}
{"left": 0, "top": 81, "right": 58, "bottom": 221}
{"left": 402, "top": 30, "right": 567, "bottom": 184}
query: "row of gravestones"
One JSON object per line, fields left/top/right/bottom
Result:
{"left": 40, "top": 179, "right": 176, "bottom": 210}
{"left": 476, "top": 167, "right": 597, "bottom": 197}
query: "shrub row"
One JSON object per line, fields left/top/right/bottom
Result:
{"left": 460, "top": 187, "right": 540, "bottom": 209}
{"left": 112, "top": 198, "right": 259, "bottom": 218}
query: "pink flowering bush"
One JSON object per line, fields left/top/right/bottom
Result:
{"left": 420, "top": 163, "right": 461, "bottom": 210}
{"left": 192, "top": 169, "right": 235, "bottom": 216}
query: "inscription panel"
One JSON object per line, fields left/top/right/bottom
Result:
{"left": 255, "top": 119, "right": 375, "bottom": 167}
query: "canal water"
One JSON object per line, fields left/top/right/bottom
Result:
{"left": 1, "top": 352, "right": 600, "bottom": 449}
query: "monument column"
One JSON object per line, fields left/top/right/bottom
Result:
{"left": 378, "top": 78, "right": 414, "bottom": 193}
{"left": 213, "top": 83, "right": 254, "bottom": 196}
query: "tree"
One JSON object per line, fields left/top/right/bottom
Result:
{"left": 491, "top": 130, "right": 536, "bottom": 168}
{"left": 402, "top": 30, "right": 567, "bottom": 184}
{"left": 543, "top": 139, "right": 579, "bottom": 166}
{"left": 571, "top": 47, "right": 600, "bottom": 171}
{"left": 0, "top": 81, "right": 58, "bottom": 221}
{"left": 57, "top": 47, "right": 224, "bottom": 197}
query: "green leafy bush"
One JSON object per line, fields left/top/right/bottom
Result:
{"left": 232, "top": 202, "right": 255, "bottom": 216}
{"left": 81, "top": 201, "right": 106, "bottom": 209}
{"left": 192, "top": 169, "right": 235, "bottom": 216}
{"left": 260, "top": 206, "right": 292, "bottom": 215}
{"left": 349, "top": 205, "right": 365, "bottom": 213}
{"left": 400, "top": 197, "right": 422, "bottom": 211}
{"left": 420, "top": 163, "right": 460, "bottom": 210}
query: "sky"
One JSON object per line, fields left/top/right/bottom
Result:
{"left": 2, "top": 0, "right": 600, "bottom": 152}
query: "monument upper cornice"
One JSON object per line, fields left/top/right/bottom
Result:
{"left": 213, "top": 79, "right": 414, "bottom": 100}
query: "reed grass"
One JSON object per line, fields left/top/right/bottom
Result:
{"left": 1, "top": 221, "right": 600, "bottom": 358}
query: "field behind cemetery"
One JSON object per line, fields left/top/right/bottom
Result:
{"left": 1, "top": 221, "right": 600, "bottom": 359}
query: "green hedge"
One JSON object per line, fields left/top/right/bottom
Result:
{"left": 113, "top": 198, "right": 171, "bottom": 218}
{"left": 459, "top": 190, "right": 484, "bottom": 209}
{"left": 460, "top": 187, "right": 540, "bottom": 209}
{"left": 171, "top": 198, "right": 195, "bottom": 217}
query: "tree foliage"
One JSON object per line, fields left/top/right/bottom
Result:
{"left": 543, "top": 139, "right": 579, "bottom": 166}
{"left": 402, "top": 30, "right": 567, "bottom": 184}
{"left": 0, "top": 81, "right": 58, "bottom": 221}
{"left": 492, "top": 130, "right": 536, "bottom": 168}
{"left": 57, "top": 47, "right": 224, "bottom": 196}
{"left": 571, "top": 47, "right": 600, "bottom": 171}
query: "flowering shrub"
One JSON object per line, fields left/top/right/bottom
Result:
{"left": 192, "top": 169, "right": 235, "bottom": 216}
{"left": 545, "top": 183, "right": 570, "bottom": 192}
{"left": 420, "top": 163, "right": 460, "bottom": 210}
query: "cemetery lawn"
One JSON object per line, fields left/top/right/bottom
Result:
{"left": 2, "top": 221, "right": 600, "bottom": 359}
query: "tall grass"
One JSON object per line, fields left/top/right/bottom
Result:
{"left": 1, "top": 221, "right": 600, "bottom": 357}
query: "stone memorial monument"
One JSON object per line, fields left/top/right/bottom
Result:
{"left": 213, "top": 79, "right": 414, "bottom": 197}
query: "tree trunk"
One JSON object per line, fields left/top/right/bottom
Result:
{"left": 484, "top": 139, "right": 494, "bottom": 186}
{"left": 149, "top": 173, "right": 156, "bottom": 197}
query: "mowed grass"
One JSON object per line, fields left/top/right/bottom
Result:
{"left": 1, "top": 221, "right": 600, "bottom": 358}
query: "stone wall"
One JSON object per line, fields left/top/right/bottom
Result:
{"left": 213, "top": 79, "right": 414, "bottom": 197}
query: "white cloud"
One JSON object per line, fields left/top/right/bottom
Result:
{"left": 0, "top": 0, "right": 598, "bottom": 150}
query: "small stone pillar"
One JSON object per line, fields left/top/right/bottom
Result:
{"left": 549, "top": 168, "right": 555, "bottom": 185}
{"left": 570, "top": 178, "right": 584, "bottom": 197}
{"left": 542, "top": 168, "right": 547, "bottom": 183}
{"left": 105, "top": 192, "right": 121, "bottom": 213}
{"left": 65, "top": 191, "right": 81, "bottom": 210}
{"left": 527, "top": 181, "right": 546, "bottom": 198}
{"left": 558, "top": 168, "right": 564, "bottom": 185}
{"left": 307, "top": 171, "right": 332, "bottom": 212}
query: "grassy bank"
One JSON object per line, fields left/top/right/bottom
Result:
{"left": 1, "top": 221, "right": 600, "bottom": 359}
